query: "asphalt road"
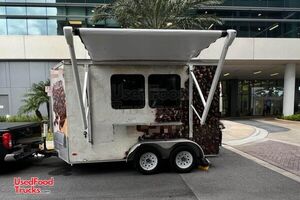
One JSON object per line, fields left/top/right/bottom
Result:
{"left": 0, "top": 148, "right": 299, "bottom": 200}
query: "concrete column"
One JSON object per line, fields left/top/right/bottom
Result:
{"left": 283, "top": 64, "right": 296, "bottom": 116}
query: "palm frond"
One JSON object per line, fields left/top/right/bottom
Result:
{"left": 19, "top": 80, "right": 50, "bottom": 116}
{"left": 91, "top": 0, "right": 223, "bottom": 29}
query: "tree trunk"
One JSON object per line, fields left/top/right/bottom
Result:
{"left": 35, "top": 109, "right": 43, "bottom": 121}
{"left": 46, "top": 101, "right": 50, "bottom": 121}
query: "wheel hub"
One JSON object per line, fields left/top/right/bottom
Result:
{"left": 175, "top": 151, "right": 193, "bottom": 169}
{"left": 139, "top": 152, "right": 158, "bottom": 171}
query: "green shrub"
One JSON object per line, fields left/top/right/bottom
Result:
{"left": 0, "top": 116, "right": 7, "bottom": 122}
{"left": 0, "top": 115, "right": 41, "bottom": 122}
{"left": 47, "top": 132, "right": 53, "bottom": 141}
{"left": 279, "top": 114, "right": 300, "bottom": 121}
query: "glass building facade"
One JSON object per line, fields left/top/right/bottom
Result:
{"left": 221, "top": 80, "right": 285, "bottom": 117}
{"left": 0, "top": 0, "right": 300, "bottom": 37}
{"left": 204, "top": 0, "right": 300, "bottom": 38}
{"left": 0, "top": 0, "right": 117, "bottom": 35}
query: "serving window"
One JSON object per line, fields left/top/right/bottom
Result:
{"left": 111, "top": 74, "right": 145, "bottom": 109}
{"left": 148, "top": 74, "right": 181, "bottom": 108}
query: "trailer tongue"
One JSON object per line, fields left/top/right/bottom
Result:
{"left": 53, "top": 27, "right": 236, "bottom": 174}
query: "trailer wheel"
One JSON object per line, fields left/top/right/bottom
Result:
{"left": 135, "top": 148, "right": 161, "bottom": 175}
{"left": 170, "top": 146, "right": 196, "bottom": 173}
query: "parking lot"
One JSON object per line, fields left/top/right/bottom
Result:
{"left": 1, "top": 148, "right": 299, "bottom": 200}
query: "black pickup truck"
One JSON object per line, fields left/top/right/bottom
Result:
{"left": 0, "top": 122, "right": 43, "bottom": 164}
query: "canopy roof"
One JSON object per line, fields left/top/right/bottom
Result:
{"left": 76, "top": 28, "right": 227, "bottom": 63}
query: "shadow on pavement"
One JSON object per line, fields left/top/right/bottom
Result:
{"left": 49, "top": 160, "right": 171, "bottom": 176}
{"left": 0, "top": 159, "right": 33, "bottom": 175}
{"left": 1, "top": 155, "right": 172, "bottom": 177}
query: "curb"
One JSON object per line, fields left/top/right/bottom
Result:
{"left": 274, "top": 118, "right": 300, "bottom": 124}
{"left": 223, "top": 126, "right": 268, "bottom": 146}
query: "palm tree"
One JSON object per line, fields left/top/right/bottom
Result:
{"left": 19, "top": 80, "right": 50, "bottom": 121}
{"left": 92, "top": 0, "right": 223, "bottom": 29}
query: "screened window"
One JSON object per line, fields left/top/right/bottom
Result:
{"left": 111, "top": 75, "right": 145, "bottom": 109}
{"left": 148, "top": 74, "right": 180, "bottom": 108}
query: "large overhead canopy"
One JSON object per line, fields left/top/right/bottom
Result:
{"left": 63, "top": 27, "right": 236, "bottom": 131}
{"left": 76, "top": 28, "right": 227, "bottom": 63}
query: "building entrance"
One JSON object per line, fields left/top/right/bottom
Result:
{"left": 222, "top": 80, "right": 284, "bottom": 117}
{"left": 251, "top": 86, "right": 283, "bottom": 116}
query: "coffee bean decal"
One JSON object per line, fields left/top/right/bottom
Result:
{"left": 52, "top": 80, "right": 67, "bottom": 131}
{"left": 138, "top": 66, "right": 222, "bottom": 155}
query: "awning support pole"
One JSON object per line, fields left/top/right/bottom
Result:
{"left": 200, "top": 30, "right": 236, "bottom": 125}
{"left": 191, "top": 105, "right": 202, "bottom": 121}
{"left": 83, "top": 65, "right": 93, "bottom": 144}
{"left": 190, "top": 70, "right": 206, "bottom": 107}
{"left": 64, "top": 27, "right": 88, "bottom": 135}
{"left": 188, "top": 64, "right": 194, "bottom": 139}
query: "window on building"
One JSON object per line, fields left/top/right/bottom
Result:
{"left": 148, "top": 74, "right": 181, "bottom": 108}
{"left": 67, "top": 7, "right": 85, "bottom": 16}
{"left": 7, "top": 19, "right": 27, "bottom": 35}
{"left": 0, "top": 6, "right": 5, "bottom": 15}
{"left": 26, "top": 0, "right": 46, "bottom": 3}
{"left": 5, "top": 0, "right": 25, "bottom": 2}
{"left": 0, "top": 19, "right": 7, "bottom": 35}
{"left": 27, "top": 7, "right": 47, "bottom": 16}
{"left": 46, "top": 0, "right": 66, "bottom": 3}
{"left": 28, "top": 19, "right": 47, "bottom": 35}
{"left": 111, "top": 75, "right": 145, "bottom": 109}
{"left": 65, "top": 0, "right": 84, "bottom": 3}
{"left": 86, "top": 0, "right": 108, "bottom": 3}
{"left": 47, "top": 7, "right": 66, "bottom": 16}
{"left": 6, "top": 7, "right": 26, "bottom": 15}
{"left": 47, "top": 19, "right": 66, "bottom": 35}
{"left": 47, "top": 19, "right": 58, "bottom": 35}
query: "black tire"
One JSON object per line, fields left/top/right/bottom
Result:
{"left": 135, "top": 148, "right": 161, "bottom": 175}
{"left": 170, "top": 146, "right": 196, "bottom": 173}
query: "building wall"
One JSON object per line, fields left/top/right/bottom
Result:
{"left": 0, "top": 61, "right": 58, "bottom": 115}
{"left": 0, "top": 36, "right": 88, "bottom": 60}
{"left": 0, "top": 35, "right": 299, "bottom": 116}
{"left": 1, "top": 35, "right": 300, "bottom": 62}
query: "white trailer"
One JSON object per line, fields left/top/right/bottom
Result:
{"left": 50, "top": 27, "right": 236, "bottom": 174}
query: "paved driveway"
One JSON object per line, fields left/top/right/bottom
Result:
{"left": 234, "top": 119, "right": 289, "bottom": 133}
{"left": 1, "top": 148, "right": 299, "bottom": 200}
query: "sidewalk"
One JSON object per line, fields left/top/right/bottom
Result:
{"left": 222, "top": 120, "right": 268, "bottom": 146}
{"left": 222, "top": 120, "right": 255, "bottom": 142}
{"left": 257, "top": 118, "right": 300, "bottom": 146}
{"left": 222, "top": 118, "right": 300, "bottom": 180}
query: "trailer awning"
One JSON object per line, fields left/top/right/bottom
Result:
{"left": 76, "top": 28, "right": 227, "bottom": 63}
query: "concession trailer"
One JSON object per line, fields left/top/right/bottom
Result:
{"left": 50, "top": 27, "right": 236, "bottom": 174}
